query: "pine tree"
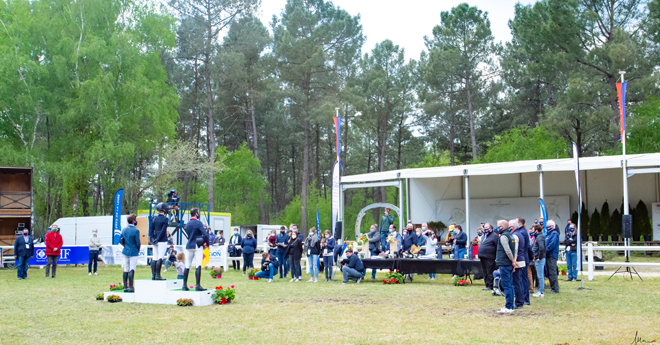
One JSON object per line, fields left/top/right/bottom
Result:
{"left": 610, "top": 209, "right": 622, "bottom": 242}
{"left": 590, "top": 208, "right": 601, "bottom": 241}
{"left": 600, "top": 201, "right": 611, "bottom": 241}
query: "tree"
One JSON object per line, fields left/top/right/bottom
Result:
{"left": 627, "top": 97, "right": 660, "bottom": 154}
{"left": 589, "top": 208, "right": 601, "bottom": 240}
{"left": 481, "top": 127, "right": 568, "bottom": 163}
{"left": 610, "top": 208, "right": 621, "bottom": 241}
{"left": 600, "top": 200, "right": 611, "bottom": 240}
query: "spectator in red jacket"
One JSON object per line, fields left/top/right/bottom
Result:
{"left": 45, "top": 225, "right": 63, "bottom": 278}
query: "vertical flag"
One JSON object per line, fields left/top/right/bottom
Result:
{"left": 616, "top": 81, "right": 627, "bottom": 141}
{"left": 573, "top": 142, "right": 583, "bottom": 271}
{"left": 331, "top": 161, "right": 340, "bottom": 238}
{"left": 316, "top": 204, "right": 321, "bottom": 238}
{"left": 112, "top": 189, "right": 124, "bottom": 245}
{"left": 539, "top": 198, "right": 548, "bottom": 236}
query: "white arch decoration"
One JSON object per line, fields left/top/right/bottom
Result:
{"left": 354, "top": 203, "right": 402, "bottom": 238}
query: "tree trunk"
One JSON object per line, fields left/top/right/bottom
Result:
{"left": 248, "top": 93, "right": 266, "bottom": 223}
{"left": 301, "top": 116, "right": 310, "bottom": 231}
{"left": 364, "top": 149, "right": 371, "bottom": 208}
{"left": 315, "top": 124, "right": 320, "bottom": 192}
{"left": 182, "top": 172, "right": 190, "bottom": 203}
{"left": 466, "top": 76, "right": 477, "bottom": 160}
{"left": 291, "top": 143, "right": 296, "bottom": 196}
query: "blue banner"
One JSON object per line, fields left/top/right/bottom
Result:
{"left": 113, "top": 189, "right": 124, "bottom": 245}
{"left": 539, "top": 198, "right": 548, "bottom": 236}
{"left": 29, "top": 246, "right": 90, "bottom": 266}
{"left": 316, "top": 205, "right": 321, "bottom": 238}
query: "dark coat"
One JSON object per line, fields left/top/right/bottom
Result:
{"left": 346, "top": 254, "right": 365, "bottom": 273}
{"left": 276, "top": 232, "right": 289, "bottom": 253}
{"left": 478, "top": 231, "right": 499, "bottom": 259}
{"left": 14, "top": 235, "right": 34, "bottom": 258}
{"left": 532, "top": 232, "right": 546, "bottom": 260}
{"left": 402, "top": 233, "right": 416, "bottom": 252}
{"left": 322, "top": 237, "right": 335, "bottom": 255}
{"left": 121, "top": 225, "right": 141, "bottom": 257}
{"left": 285, "top": 238, "right": 303, "bottom": 261}
{"left": 367, "top": 230, "right": 381, "bottom": 252}
{"left": 184, "top": 218, "right": 209, "bottom": 250}
{"left": 546, "top": 228, "right": 560, "bottom": 259}
{"left": 240, "top": 236, "right": 257, "bottom": 254}
{"left": 150, "top": 214, "right": 169, "bottom": 243}
{"left": 454, "top": 231, "right": 468, "bottom": 249}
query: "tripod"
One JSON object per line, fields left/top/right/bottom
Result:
{"left": 607, "top": 239, "right": 642, "bottom": 281}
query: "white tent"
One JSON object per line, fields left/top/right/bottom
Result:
{"left": 339, "top": 153, "right": 660, "bottom": 242}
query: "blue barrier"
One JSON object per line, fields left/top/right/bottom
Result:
{"left": 29, "top": 246, "right": 90, "bottom": 266}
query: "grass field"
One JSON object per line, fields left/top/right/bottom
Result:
{"left": 1, "top": 264, "right": 659, "bottom": 344}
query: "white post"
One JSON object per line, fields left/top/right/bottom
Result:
{"left": 464, "top": 171, "right": 470, "bottom": 259}
{"left": 398, "top": 178, "right": 404, "bottom": 234}
{"left": 587, "top": 242, "right": 594, "bottom": 281}
{"left": 621, "top": 71, "right": 630, "bottom": 254}
{"left": 539, "top": 166, "right": 544, "bottom": 217}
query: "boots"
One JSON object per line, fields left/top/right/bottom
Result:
{"left": 155, "top": 259, "right": 166, "bottom": 281}
{"left": 125, "top": 270, "right": 135, "bottom": 293}
{"left": 182, "top": 268, "right": 190, "bottom": 291}
{"left": 195, "top": 267, "right": 206, "bottom": 291}
{"left": 151, "top": 260, "right": 157, "bottom": 280}
{"left": 123, "top": 271, "right": 128, "bottom": 291}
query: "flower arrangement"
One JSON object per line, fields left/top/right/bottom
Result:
{"left": 96, "top": 293, "right": 104, "bottom": 301}
{"left": 210, "top": 267, "right": 224, "bottom": 279}
{"left": 106, "top": 295, "right": 123, "bottom": 303}
{"left": 558, "top": 265, "right": 568, "bottom": 275}
{"left": 386, "top": 233, "right": 397, "bottom": 242}
{"left": 471, "top": 238, "right": 480, "bottom": 246}
{"left": 383, "top": 270, "right": 403, "bottom": 284}
{"left": 356, "top": 233, "right": 369, "bottom": 245}
{"left": 212, "top": 285, "right": 236, "bottom": 305}
{"left": 109, "top": 282, "right": 124, "bottom": 291}
{"left": 453, "top": 276, "right": 471, "bottom": 286}
{"left": 177, "top": 298, "right": 194, "bottom": 306}
{"left": 248, "top": 268, "right": 260, "bottom": 280}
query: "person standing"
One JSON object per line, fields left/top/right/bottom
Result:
{"left": 478, "top": 223, "right": 499, "bottom": 291}
{"left": 401, "top": 226, "right": 415, "bottom": 255}
{"left": 45, "top": 225, "right": 63, "bottom": 279}
{"left": 564, "top": 220, "right": 573, "bottom": 238}
{"left": 421, "top": 224, "right": 438, "bottom": 280}
{"left": 149, "top": 203, "right": 169, "bottom": 280}
{"left": 267, "top": 230, "right": 277, "bottom": 256}
{"left": 565, "top": 224, "right": 578, "bottom": 282}
{"left": 495, "top": 220, "right": 519, "bottom": 314}
{"left": 182, "top": 208, "right": 209, "bottom": 291}
{"left": 213, "top": 230, "right": 225, "bottom": 246}
{"left": 276, "top": 226, "right": 289, "bottom": 279}
{"left": 510, "top": 219, "right": 528, "bottom": 309}
{"left": 88, "top": 228, "right": 102, "bottom": 276}
{"left": 207, "top": 227, "right": 216, "bottom": 244}
{"left": 453, "top": 225, "right": 468, "bottom": 260}
{"left": 367, "top": 224, "right": 381, "bottom": 280}
{"left": 545, "top": 220, "right": 560, "bottom": 294}
{"left": 120, "top": 214, "right": 141, "bottom": 293}
{"left": 229, "top": 228, "right": 242, "bottom": 271}
{"left": 341, "top": 248, "right": 365, "bottom": 284}
{"left": 531, "top": 224, "right": 546, "bottom": 297}
{"left": 321, "top": 230, "right": 335, "bottom": 282}
{"left": 241, "top": 230, "right": 257, "bottom": 276}
{"left": 13, "top": 227, "right": 34, "bottom": 280}
{"left": 378, "top": 208, "right": 395, "bottom": 255}
{"left": 286, "top": 230, "right": 304, "bottom": 282}
{"left": 304, "top": 228, "right": 321, "bottom": 282}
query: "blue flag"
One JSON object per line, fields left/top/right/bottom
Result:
{"left": 316, "top": 205, "right": 321, "bottom": 238}
{"left": 112, "top": 189, "right": 124, "bottom": 245}
{"left": 539, "top": 198, "right": 548, "bottom": 236}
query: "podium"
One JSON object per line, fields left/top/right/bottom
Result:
{"left": 103, "top": 279, "right": 215, "bottom": 306}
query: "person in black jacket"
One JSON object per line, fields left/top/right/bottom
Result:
{"left": 531, "top": 224, "right": 546, "bottom": 297}
{"left": 14, "top": 227, "right": 34, "bottom": 280}
{"left": 478, "top": 223, "right": 499, "bottom": 290}
{"left": 228, "top": 228, "right": 242, "bottom": 270}
{"left": 341, "top": 248, "right": 365, "bottom": 284}
{"left": 286, "top": 230, "right": 303, "bottom": 282}
{"left": 182, "top": 208, "right": 209, "bottom": 291}
{"left": 149, "top": 203, "right": 169, "bottom": 280}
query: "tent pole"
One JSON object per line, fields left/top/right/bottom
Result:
{"left": 398, "top": 176, "right": 404, "bottom": 235}
{"left": 464, "top": 170, "right": 470, "bottom": 260}
{"left": 538, "top": 165, "right": 544, "bottom": 217}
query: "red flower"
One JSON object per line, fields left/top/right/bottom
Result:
{"left": 221, "top": 297, "right": 226, "bottom": 303}
{"left": 215, "top": 287, "right": 221, "bottom": 290}
{"left": 389, "top": 271, "right": 392, "bottom": 274}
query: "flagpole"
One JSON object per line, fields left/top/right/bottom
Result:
{"left": 620, "top": 71, "right": 630, "bottom": 258}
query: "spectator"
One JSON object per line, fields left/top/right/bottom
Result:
{"left": 276, "top": 226, "right": 289, "bottom": 279}
{"left": 164, "top": 245, "right": 177, "bottom": 272}
{"left": 565, "top": 224, "right": 578, "bottom": 282}
{"left": 120, "top": 214, "right": 140, "bottom": 293}
{"left": 255, "top": 252, "right": 278, "bottom": 282}
{"left": 421, "top": 224, "right": 438, "bottom": 280}
{"left": 534, "top": 219, "right": 539, "bottom": 225}
{"left": 321, "top": 230, "right": 335, "bottom": 282}
{"left": 476, "top": 227, "right": 484, "bottom": 243}
{"left": 167, "top": 231, "right": 174, "bottom": 246}
{"left": 564, "top": 220, "right": 573, "bottom": 238}
{"left": 527, "top": 229, "right": 538, "bottom": 293}
{"left": 341, "top": 248, "right": 365, "bottom": 284}
{"left": 415, "top": 228, "right": 426, "bottom": 249}
{"left": 387, "top": 225, "right": 402, "bottom": 256}
{"left": 492, "top": 268, "right": 503, "bottom": 296}
{"left": 208, "top": 227, "right": 216, "bottom": 244}
{"left": 545, "top": 220, "right": 560, "bottom": 293}
{"left": 401, "top": 225, "right": 416, "bottom": 255}
{"left": 240, "top": 230, "right": 257, "bottom": 276}
{"left": 510, "top": 218, "right": 528, "bottom": 309}
{"left": 267, "top": 229, "right": 277, "bottom": 256}
{"left": 286, "top": 230, "right": 303, "bottom": 282}
{"left": 228, "top": 228, "right": 242, "bottom": 271}
{"left": 13, "top": 227, "right": 34, "bottom": 280}
{"left": 45, "top": 225, "right": 63, "bottom": 279}
{"left": 213, "top": 230, "right": 225, "bottom": 246}
{"left": 175, "top": 252, "right": 186, "bottom": 279}
{"left": 478, "top": 223, "right": 499, "bottom": 291}
{"left": 531, "top": 224, "right": 546, "bottom": 298}
{"left": 304, "top": 228, "right": 321, "bottom": 282}
{"left": 495, "top": 219, "right": 519, "bottom": 313}
{"left": 88, "top": 228, "right": 102, "bottom": 276}
{"left": 379, "top": 208, "right": 395, "bottom": 254}
{"left": 367, "top": 224, "right": 381, "bottom": 279}
{"left": 539, "top": 217, "right": 545, "bottom": 228}
{"left": 453, "top": 225, "right": 468, "bottom": 260}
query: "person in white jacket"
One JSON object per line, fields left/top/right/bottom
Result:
{"left": 420, "top": 223, "right": 438, "bottom": 280}
{"left": 88, "top": 229, "right": 102, "bottom": 276}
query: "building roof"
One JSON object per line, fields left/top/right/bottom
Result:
{"left": 341, "top": 153, "right": 660, "bottom": 183}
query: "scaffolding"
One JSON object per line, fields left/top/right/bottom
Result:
{"left": 147, "top": 201, "right": 210, "bottom": 245}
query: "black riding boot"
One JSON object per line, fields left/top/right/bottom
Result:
{"left": 151, "top": 260, "right": 156, "bottom": 280}
{"left": 195, "top": 267, "right": 206, "bottom": 291}
{"left": 155, "top": 259, "right": 166, "bottom": 280}
{"left": 182, "top": 268, "right": 190, "bottom": 291}
{"left": 123, "top": 271, "right": 128, "bottom": 291}
{"left": 125, "top": 270, "right": 135, "bottom": 292}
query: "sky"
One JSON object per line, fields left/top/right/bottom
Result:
{"left": 257, "top": 0, "right": 538, "bottom": 60}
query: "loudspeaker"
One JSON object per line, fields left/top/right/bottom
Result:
{"left": 334, "top": 221, "right": 342, "bottom": 241}
{"left": 622, "top": 215, "right": 633, "bottom": 239}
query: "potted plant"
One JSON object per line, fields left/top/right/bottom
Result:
{"left": 382, "top": 270, "right": 403, "bottom": 284}
{"left": 109, "top": 282, "right": 124, "bottom": 291}
{"left": 177, "top": 298, "right": 194, "bottom": 307}
{"left": 212, "top": 285, "right": 236, "bottom": 305}
{"left": 248, "top": 269, "right": 259, "bottom": 280}
{"left": 453, "top": 276, "right": 471, "bottom": 286}
{"left": 558, "top": 265, "right": 568, "bottom": 276}
{"left": 210, "top": 267, "right": 224, "bottom": 279}
{"left": 106, "top": 295, "right": 122, "bottom": 303}
{"left": 96, "top": 293, "right": 104, "bottom": 301}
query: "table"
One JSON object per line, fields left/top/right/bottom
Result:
{"left": 361, "top": 258, "right": 483, "bottom": 283}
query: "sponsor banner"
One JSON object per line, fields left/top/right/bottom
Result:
{"left": 29, "top": 246, "right": 90, "bottom": 266}
{"left": 101, "top": 245, "right": 154, "bottom": 266}
{"left": 112, "top": 189, "right": 124, "bottom": 245}
{"left": 206, "top": 245, "right": 228, "bottom": 270}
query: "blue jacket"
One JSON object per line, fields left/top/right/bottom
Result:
{"left": 121, "top": 225, "right": 141, "bottom": 257}
{"left": 545, "top": 228, "right": 560, "bottom": 259}
{"left": 512, "top": 228, "right": 529, "bottom": 264}
{"left": 276, "top": 232, "right": 289, "bottom": 253}
{"left": 402, "top": 233, "right": 416, "bottom": 252}
{"left": 323, "top": 237, "right": 335, "bottom": 255}
{"left": 150, "top": 214, "right": 169, "bottom": 243}
{"left": 454, "top": 231, "right": 468, "bottom": 249}
{"left": 240, "top": 236, "right": 257, "bottom": 254}
{"left": 346, "top": 254, "right": 365, "bottom": 273}
{"left": 184, "top": 218, "right": 209, "bottom": 250}
{"left": 14, "top": 235, "right": 34, "bottom": 258}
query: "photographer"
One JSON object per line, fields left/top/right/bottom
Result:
{"left": 166, "top": 190, "right": 180, "bottom": 223}
{"left": 164, "top": 245, "right": 177, "bottom": 272}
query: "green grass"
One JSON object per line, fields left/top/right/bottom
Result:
{"left": 1, "top": 265, "right": 659, "bottom": 344}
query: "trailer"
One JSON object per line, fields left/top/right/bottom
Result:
{"left": 0, "top": 167, "right": 34, "bottom": 262}
{"left": 51, "top": 215, "right": 150, "bottom": 247}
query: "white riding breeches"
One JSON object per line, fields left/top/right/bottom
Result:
{"left": 185, "top": 247, "right": 203, "bottom": 269}
{"left": 123, "top": 256, "right": 138, "bottom": 272}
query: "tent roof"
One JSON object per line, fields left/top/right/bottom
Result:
{"left": 341, "top": 153, "right": 660, "bottom": 183}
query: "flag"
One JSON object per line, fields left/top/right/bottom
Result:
{"left": 333, "top": 116, "right": 344, "bottom": 172}
{"left": 573, "top": 142, "right": 583, "bottom": 271}
{"left": 202, "top": 246, "right": 210, "bottom": 267}
{"left": 617, "top": 81, "right": 627, "bottom": 141}
{"left": 331, "top": 161, "right": 340, "bottom": 238}
{"left": 316, "top": 204, "right": 321, "bottom": 238}
{"left": 539, "top": 198, "right": 548, "bottom": 236}
{"left": 112, "top": 189, "right": 124, "bottom": 245}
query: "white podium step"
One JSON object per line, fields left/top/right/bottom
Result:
{"left": 104, "top": 291, "right": 136, "bottom": 303}
{"left": 134, "top": 279, "right": 184, "bottom": 304}
{"left": 166, "top": 289, "right": 215, "bottom": 307}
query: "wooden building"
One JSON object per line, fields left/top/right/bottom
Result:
{"left": 0, "top": 167, "right": 33, "bottom": 255}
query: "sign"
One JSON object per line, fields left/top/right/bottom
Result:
{"left": 112, "top": 189, "right": 124, "bottom": 245}
{"left": 29, "top": 246, "right": 90, "bottom": 266}
{"left": 331, "top": 161, "right": 340, "bottom": 238}
{"left": 101, "top": 245, "right": 153, "bottom": 266}
{"left": 653, "top": 203, "right": 660, "bottom": 242}
{"left": 206, "top": 245, "right": 228, "bottom": 271}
